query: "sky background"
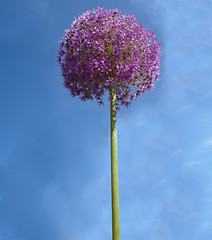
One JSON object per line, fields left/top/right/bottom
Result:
{"left": 0, "top": 0, "right": 212, "bottom": 239}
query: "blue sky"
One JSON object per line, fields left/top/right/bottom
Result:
{"left": 0, "top": 0, "right": 212, "bottom": 239}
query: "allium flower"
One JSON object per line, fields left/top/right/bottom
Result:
{"left": 57, "top": 8, "right": 161, "bottom": 240}
{"left": 57, "top": 7, "right": 161, "bottom": 110}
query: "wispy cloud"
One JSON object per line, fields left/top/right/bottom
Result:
{"left": 148, "top": 142, "right": 167, "bottom": 153}
{"left": 134, "top": 120, "right": 145, "bottom": 127}
{"left": 192, "top": 137, "right": 212, "bottom": 155}
{"left": 180, "top": 211, "right": 198, "bottom": 223}
{"left": 151, "top": 178, "right": 168, "bottom": 189}
{"left": 166, "top": 148, "right": 183, "bottom": 159}
{"left": 202, "top": 138, "right": 212, "bottom": 148}
{"left": 201, "top": 221, "right": 212, "bottom": 228}
{"left": 169, "top": 104, "right": 192, "bottom": 117}
{"left": 186, "top": 158, "right": 212, "bottom": 166}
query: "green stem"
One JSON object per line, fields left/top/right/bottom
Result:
{"left": 110, "top": 85, "right": 121, "bottom": 240}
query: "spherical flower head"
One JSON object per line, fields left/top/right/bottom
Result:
{"left": 57, "top": 7, "right": 161, "bottom": 110}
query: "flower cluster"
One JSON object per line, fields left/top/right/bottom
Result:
{"left": 57, "top": 7, "right": 161, "bottom": 109}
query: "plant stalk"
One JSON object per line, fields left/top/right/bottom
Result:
{"left": 110, "top": 85, "right": 121, "bottom": 240}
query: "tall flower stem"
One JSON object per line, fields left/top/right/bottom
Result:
{"left": 110, "top": 85, "right": 121, "bottom": 240}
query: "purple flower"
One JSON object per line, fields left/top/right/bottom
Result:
{"left": 57, "top": 7, "right": 161, "bottom": 109}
